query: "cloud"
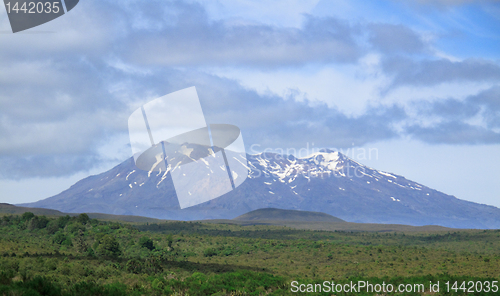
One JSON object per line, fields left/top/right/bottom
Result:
{"left": 1, "top": 0, "right": 363, "bottom": 68}
{"left": 383, "top": 57, "right": 500, "bottom": 88}
{"left": 413, "top": 98, "right": 480, "bottom": 121}
{"left": 170, "top": 71, "right": 406, "bottom": 149}
{"left": 405, "top": 86, "right": 500, "bottom": 144}
{"left": 470, "top": 86, "right": 500, "bottom": 128}
{"left": 0, "top": 62, "right": 406, "bottom": 178}
{"left": 0, "top": 154, "right": 101, "bottom": 180}
{"left": 406, "top": 122, "right": 500, "bottom": 144}
{"left": 1, "top": 0, "right": 499, "bottom": 180}
{"left": 368, "top": 23, "right": 427, "bottom": 54}
{"left": 121, "top": 10, "right": 363, "bottom": 67}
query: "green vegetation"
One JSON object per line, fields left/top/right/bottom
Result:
{"left": 0, "top": 212, "right": 499, "bottom": 295}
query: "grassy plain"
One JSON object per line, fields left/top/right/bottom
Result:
{"left": 0, "top": 211, "right": 499, "bottom": 295}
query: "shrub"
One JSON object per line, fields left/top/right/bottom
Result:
{"left": 96, "top": 235, "right": 122, "bottom": 258}
{"left": 144, "top": 256, "right": 163, "bottom": 274}
{"left": 46, "top": 220, "right": 60, "bottom": 234}
{"left": 66, "top": 222, "right": 86, "bottom": 234}
{"left": 203, "top": 248, "right": 217, "bottom": 257}
{"left": 76, "top": 213, "right": 90, "bottom": 225}
{"left": 69, "top": 281, "right": 127, "bottom": 296}
{"left": 139, "top": 237, "right": 154, "bottom": 251}
{"left": 56, "top": 215, "right": 71, "bottom": 228}
{"left": 109, "top": 223, "right": 121, "bottom": 230}
{"left": 126, "top": 259, "right": 142, "bottom": 274}
{"left": 73, "top": 230, "right": 88, "bottom": 253}
{"left": 28, "top": 216, "right": 49, "bottom": 230}
{"left": 52, "top": 232, "right": 70, "bottom": 245}
{"left": 21, "top": 212, "right": 35, "bottom": 222}
{"left": 0, "top": 270, "right": 14, "bottom": 285}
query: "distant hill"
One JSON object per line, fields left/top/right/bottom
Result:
{"left": 234, "top": 208, "right": 345, "bottom": 222}
{"left": 0, "top": 203, "right": 65, "bottom": 217}
{"left": 229, "top": 208, "right": 451, "bottom": 232}
{"left": 205, "top": 219, "right": 453, "bottom": 232}
{"left": 0, "top": 203, "right": 164, "bottom": 223}
{"left": 1, "top": 203, "right": 453, "bottom": 232}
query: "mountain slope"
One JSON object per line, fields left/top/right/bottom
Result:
{"left": 21, "top": 150, "right": 500, "bottom": 229}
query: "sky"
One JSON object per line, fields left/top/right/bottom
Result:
{"left": 0, "top": 0, "right": 499, "bottom": 207}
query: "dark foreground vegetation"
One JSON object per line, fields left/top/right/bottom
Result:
{"left": 0, "top": 212, "right": 499, "bottom": 295}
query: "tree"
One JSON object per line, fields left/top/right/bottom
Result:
{"left": 166, "top": 234, "right": 174, "bottom": 251}
{"left": 21, "top": 212, "right": 35, "bottom": 222}
{"left": 52, "top": 232, "right": 72, "bottom": 246}
{"left": 73, "top": 229, "right": 88, "bottom": 253}
{"left": 126, "top": 259, "right": 142, "bottom": 274}
{"left": 28, "top": 216, "right": 49, "bottom": 230}
{"left": 46, "top": 220, "right": 60, "bottom": 234}
{"left": 76, "top": 213, "right": 90, "bottom": 225}
{"left": 95, "top": 235, "right": 122, "bottom": 258}
{"left": 56, "top": 215, "right": 71, "bottom": 228}
{"left": 139, "top": 237, "right": 155, "bottom": 251}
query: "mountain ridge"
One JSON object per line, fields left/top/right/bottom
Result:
{"left": 20, "top": 149, "right": 500, "bottom": 229}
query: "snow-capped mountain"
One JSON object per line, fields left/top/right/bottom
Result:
{"left": 21, "top": 149, "right": 500, "bottom": 229}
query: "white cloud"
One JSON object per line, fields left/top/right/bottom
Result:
{"left": 207, "top": 59, "right": 388, "bottom": 116}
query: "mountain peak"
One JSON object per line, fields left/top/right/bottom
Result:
{"left": 298, "top": 149, "right": 339, "bottom": 159}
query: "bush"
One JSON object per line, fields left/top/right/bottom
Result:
{"left": 76, "top": 213, "right": 90, "bottom": 225}
{"left": 126, "top": 259, "right": 142, "bottom": 274}
{"left": 21, "top": 212, "right": 35, "bottom": 222}
{"left": 0, "top": 270, "right": 14, "bottom": 285}
{"left": 70, "top": 281, "right": 127, "bottom": 296}
{"left": 28, "top": 216, "right": 49, "bottom": 230}
{"left": 46, "top": 220, "right": 60, "bottom": 234}
{"left": 203, "top": 248, "right": 217, "bottom": 257}
{"left": 56, "top": 215, "right": 71, "bottom": 228}
{"left": 25, "top": 276, "right": 61, "bottom": 296}
{"left": 139, "top": 237, "right": 154, "bottom": 251}
{"left": 66, "top": 222, "right": 86, "bottom": 234}
{"left": 109, "top": 223, "right": 121, "bottom": 230}
{"left": 143, "top": 256, "right": 163, "bottom": 274}
{"left": 96, "top": 235, "right": 122, "bottom": 258}
{"left": 52, "top": 232, "right": 70, "bottom": 245}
